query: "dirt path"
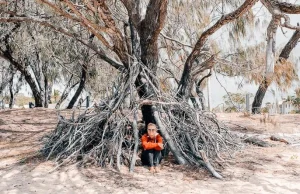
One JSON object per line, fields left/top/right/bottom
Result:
{"left": 1, "top": 109, "right": 300, "bottom": 194}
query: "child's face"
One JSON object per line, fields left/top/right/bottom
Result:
{"left": 147, "top": 126, "right": 157, "bottom": 139}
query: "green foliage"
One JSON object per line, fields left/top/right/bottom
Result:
{"left": 295, "top": 88, "right": 300, "bottom": 98}
{"left": 53, "top": 89, "right": 60, "bottom": 103}
{"left": 292, "top": 97, "right": 300, "bottom": 108}
{"left": 261, "top": 107, "right": 269, "bottom": 113}
{"left": 223, "top": 92, "right": 246, "bottom": 112}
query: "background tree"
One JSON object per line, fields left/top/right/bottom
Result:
{"left": 252, "top": 27, "right": 300, "bottom": 113}
{"left": 53, "top": 89, "right": 60, "bottom": 103}
{"left": 223, "top": 92, "right": 247, "bottom": 112}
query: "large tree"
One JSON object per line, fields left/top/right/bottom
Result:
{"left": 1, "top": 0, "right": 300, "bottom": 178}
{"left": 252, "top": 27, "right": 300, "bottom": 113}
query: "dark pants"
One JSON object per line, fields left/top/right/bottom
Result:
{"left": 141, "top": 149, "right": 162, "bottom": 167}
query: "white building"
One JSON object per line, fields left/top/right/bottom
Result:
{"left": 269, "top": 100, "right": 297, "bottom": 114}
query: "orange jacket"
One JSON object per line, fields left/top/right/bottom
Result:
{"left": 141, "top": 133, "right": 163, "bottom": 151}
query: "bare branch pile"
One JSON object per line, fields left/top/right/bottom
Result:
{"left": 42, "top": 63, "right": 239, "bottom": 179}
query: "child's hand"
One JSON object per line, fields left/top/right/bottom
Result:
{"left": 158, "top": 143, "right": 164, "bottom": 149}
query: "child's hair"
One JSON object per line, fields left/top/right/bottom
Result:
{"left": 147, "top": 123, "right": 157, "bottom": 130}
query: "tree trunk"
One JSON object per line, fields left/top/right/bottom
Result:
{"left": 55, "top": 75, "right": 78, "bottom": 109}
{"left": 252, "top": 78, "right": 270, "bottom": 114}
{"left": 252, "top": 27, "right": 300, "bottom": 113}
{"left": 5, "top": 56, "right": 44, "bottom": 107}
{"left": 8, "top": 74, "right": 14, "bottom": 109}
{"left": 26, "top": 69, "right": 44, "bottom": 107}
{"left": 0, "top": 74, "right": 12, "bottom": 95}
{"left": 152, "top": 106, "right": 187, "bottom": 165}
{"left": 44, "top": 75, "right": 49, "bottom": 108}
{"left": 66, "top": 65, "right": 87, "bottom": 109}
{"left": 190, "top": 97, "right": 199, "bottom": 109}
{"left": 135, "top": 74, "right": 156, "bottom": 127}
{"left": 0, "top": 24, "right": 44, "bottom": 107}
{"left": 177, "top": 0, "right": 258, "bottom": 99}
{"left": 126, "top": 0, "right": 190, "bottom": 166}
{"left": 48, "top": 82, "right": 53, "bottom": 104}
{"left": 195, "top": 70, "right": 212, "bottom": 110}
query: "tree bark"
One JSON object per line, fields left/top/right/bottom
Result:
{"left": 129, "top": 109, "right": 138, "bottom": 172}
{"left": 8, "top": 73, "right": 14, "bottom": 109}
{"left": 0, "top": 23, "right": 44, "bottom": 107}
{"left": 177, "top": 0, "right": 258, "bottom": 99}
{"left": 44, "top": 75, "right": 49, "bottom": 108}
{"left": 252, "top": 78, "right": 270, "bottom": 114}
{"left": 252, "top": 26, "right": 300, "bottom": 113}
{"left": 152, "top": 106, "right": 187, "bottom": 165}
{"left": 126, "top": 0, "right": 168, "bottom": 127}
{"left": 66, "top": 65, "right": 87, "bottom": 109}
{"left": 135, "top": 74, "right": 157, "bottom": 127}
{"left": 1, "top": 52, "right": 44, "bottom": 107}
{"left": 195, "top": 70, "right": 212, "bottom": 110}
{"left": 0, "top": 73, "right": 12, "bottom": 95}
{"left": 8, "top": 68, "right": 22, "bottom": 109}
{"left": 48, "top": 82, "right": 53, "bottom": 104}
{"left": 55, "top": 75, "right": 78, "bottom": 109}
{"left": 253, "top": 15, "right": 281, "bottom": 114}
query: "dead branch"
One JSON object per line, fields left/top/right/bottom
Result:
{"left": 244, "top": 137, "right": 269, "bottom": 147}
{"left": 270, "top": 135, "right": 290, "bottom": 144}
{"left": 41, "top": 62, "right": 239, "bottom": 179}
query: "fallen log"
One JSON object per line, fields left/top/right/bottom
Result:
{"left": 270, "top": 135, "right": 290, "bottom": 144}
{"left": 244, "top": 137, "right": 269, "bottom": 147}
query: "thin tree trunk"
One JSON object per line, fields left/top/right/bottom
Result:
{"left": 252, "top": 27, "right": 300, "bottom": 113}
{"left": 8, "top": 74, "right": 14, "bottom": 109}
{"left": 199, "top": 93, "right": 205, "bottom": 110}
{"left": 190, "top": 97, "right": 199, "bottom": 109}
{"left": 66, "top": 65, "right": 87, "bottom": 109}
{"left": 252, "top": 78, "right": 270, "bottom": 114}
{"left": 0, "top": 23, "right": 44, "bottom": 107}
{"left": 9, "top": 59, "right": 43, "bottom": 107}
{"left": 44, "top": 76, "right": 49, "bottom": 108}
{"left": 0, "top": 74, "right": 12, "bottom": 95}
{"left": 55, "top": 76, "right": 78, "bottom": 109}
{"left": 195, "top": 70, "right": 212, "bottom": 110}
{"left": 129, "top": 109, "right": 138, "bottom": 172}
{"left": 48, "top": 82, "right": 53, "bottom": 104}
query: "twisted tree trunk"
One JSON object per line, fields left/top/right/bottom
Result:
{"left": 252, "top": 26, "right": 300, "bottom": 113}
{"left": 2, "top": 52, "right": 44, "bottom": 107}
{"left": 8, "top": 73, "right": 14, "bottom": 109}
{"left": 44, "top": 75, "right": 49, "bottom": 108}
{"left": 178, "top": 0, "right": 258, "bottom": 99}
{"left": 55, "top": 75, "right": 78, "bottom": 109}
{"left": 66, "top": 65, "right": 87, "bottom": 109}
{"left": 0, "top": 23, "right": 45, "bottom": 107}
{"left": 252, "top": 78, "right": 270, "bottom": 114}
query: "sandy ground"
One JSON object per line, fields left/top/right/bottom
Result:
{"left": 0, "top": 109, "right": 300, "bottom": 194}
